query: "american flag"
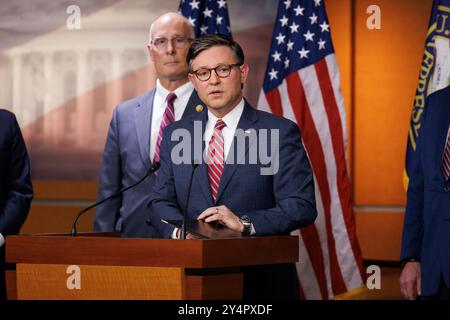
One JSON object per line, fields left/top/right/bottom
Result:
{"left": 258, "top": 0, "right": 365, "bottom": 299}
{"left": 179, "top": 0, "right": 231, "bottom": 37}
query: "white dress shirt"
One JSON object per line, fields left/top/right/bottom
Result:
{"left": 0, "top": 233, "right": 4, "bottom": 247}
{"left": 149, "top": 80, "right": 194, "bottom": 161}
{"left": 204, "top": 98, "right": 245, "bottom": 160}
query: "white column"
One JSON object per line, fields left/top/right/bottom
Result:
{"left": 42, "top": 50, "right": 53, "bottom": 142}
{"left": 11, "top": 52, "right": 22, "bottom": 122}
{"left": 77, "top": 49, "right": 88, "bottom": 147}
{"left": 110, "top": 48, "right": 122, "bottom": 119}
{"left": 111, "top": 48, "right": 122, "bottom": 80}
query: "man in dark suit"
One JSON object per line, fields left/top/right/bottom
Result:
{"left": 0, "top": 109, "right": 33, "bottom": 300}
{"left": 148, "top": 34, "right": 317, "bottom": 299}
{"left": 400, "top": 85, "right": 450, "bottom": 300}
{"left": 94, "top": 12, "right": 205, "bottom": 238}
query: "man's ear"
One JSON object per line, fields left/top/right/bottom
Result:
{"left": 240, "top": 64, "right": 250, "bottom": 85}
{"left": 147, "top": 45, "right": 154, "bottom": 62}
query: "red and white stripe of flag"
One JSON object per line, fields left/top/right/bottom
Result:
{"left": 258, "top": 54, "right": 365, "bottom": 299}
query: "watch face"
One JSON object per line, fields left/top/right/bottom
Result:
{"left": 240, "top": 216, "right": 251, "bottom": 236}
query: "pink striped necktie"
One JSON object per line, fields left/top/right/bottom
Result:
{"left": 153, "top": 92, "right": 176, "bottom": 164}
{"left": 442, "top": 128, "right": 450, "bottom": 181}
{"left": 208, "top": 119, "right": 226, "bottom": 202}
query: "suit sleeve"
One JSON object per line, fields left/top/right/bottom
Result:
{"left": 0, "top": 114, "right": 33, "bottom": 237}
{"left": 94, "top": 107, "right": 123, "bottom": 232}
{"left": 400, "top": 106, "right": 428, "bottom": 261}
{"left": 148, "top": 126, "right": 181, "bottom": 238}
{"left": 245, "top": 121, "right": 317, "bottom": 235}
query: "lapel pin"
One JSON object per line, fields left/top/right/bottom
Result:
{"left": 195, "top": 104, "right": 204, "bottom": 112}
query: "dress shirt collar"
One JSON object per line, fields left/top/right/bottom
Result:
{"left": 155, "top": 79, "right": 193, "bottom": 101}
{"left": 207, "top": 98, "right": 245, "bottom": 131}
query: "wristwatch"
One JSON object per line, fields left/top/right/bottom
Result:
{"left": 240, "top": 215, "right": 252, "bottom": 237}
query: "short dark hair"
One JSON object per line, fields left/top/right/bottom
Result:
{"left": 186, "top": 34, "right": 245, "bottom": 70}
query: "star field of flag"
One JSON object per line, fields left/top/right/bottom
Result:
{"left": 263, "top": 0, "right": 333, "bottom": 92}
{"left": 179, "top": 0, "right": 232, "bottom": 37}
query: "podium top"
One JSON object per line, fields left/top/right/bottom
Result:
{"left": 6, "top": 234, "right": 299, "bottom": 269}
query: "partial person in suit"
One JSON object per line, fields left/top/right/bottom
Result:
{"left": 0, "top": 109, "right": 33, "bottom": 300}
{"left": 400, "top": 85, "right": 450, "bottom": 300}
{"left": 94, "top": 12, "right": 205, "bottom": 237}
{"left": 148, "top": 34, "right": 317, "bottom": 299}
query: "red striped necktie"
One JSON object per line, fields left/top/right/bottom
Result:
{"left": 153, "top": 92, "right": 176, "bottom": 164}
{"left": 443, "top": 127, "right": 450, "bottom": 181}
{"left": 208, "top": 119, "right": 226, "bottom": 202}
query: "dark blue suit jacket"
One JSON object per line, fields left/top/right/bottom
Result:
{"left": 94, "top": 89, "right": 205, "bottom": 237}
{"left": 0, "top": 110, "right": 33, "bottom": 240}
{"left": 401, "top": 85, "right": 450, "bottom": 296}
{"left": 149, "top": 102, "right": 317, "bottom": 299}
{"left": 0, "top": 109, "right": 32, "bottom": 299}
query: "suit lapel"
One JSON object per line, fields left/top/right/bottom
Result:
{"left": 181, "top": 89, "right": 210, "bottom": 204}
{"left": 183, "top": 90, "right": 206, "bottom": 118}
{"left": 134, "top": 89, "right": 155, "bottom": 165}
{"left": 215, "top": 102, "right": 259, "bottom": 203}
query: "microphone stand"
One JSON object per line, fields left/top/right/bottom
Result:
{"left": 70, "top": 162, "right": 160, "bottom": 236}
{"left": 181, "top": 160, "right": 199, "bottom": 240}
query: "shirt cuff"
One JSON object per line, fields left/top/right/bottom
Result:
{"left": 0, "top": 233, "right": 5, "bottom": 248}
{"left": 401, "top": 258, "right": 420, "bottom": 266}
{"left": 172, "top": 228, "right": 179, "bottom": 239}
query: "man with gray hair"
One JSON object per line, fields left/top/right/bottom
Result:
{"left": 94, "top": 12, "right": 205, "bottom": 237}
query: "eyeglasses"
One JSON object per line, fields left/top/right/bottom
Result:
{"left": 191, "top": 63, "right": 242, "bottom": 81}
{"left": 151, "top": 36, "right": 193, "bottom": 50}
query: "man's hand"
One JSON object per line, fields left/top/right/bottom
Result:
{"left": 399, "top": 261, "right": 421, "bottom": 300}
{"left": 197, "top": 205, "right": 243, "bottom": 233}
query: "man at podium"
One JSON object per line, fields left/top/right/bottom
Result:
{"left": 148, "top": 35, "right": 317, "bottom": 299}
{"left": 0, "top": 109, "right": 33, "bottom": 300}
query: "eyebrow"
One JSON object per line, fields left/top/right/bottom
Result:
{"left": 153, "top": 34, "right": 187, "bottom": 39}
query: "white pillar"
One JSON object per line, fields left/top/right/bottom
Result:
{"left": 110, "top": 48, "right": 122, "bottom": 122}
{"left": 42, "top": 50, "right": 53, "bottom": 142}
{"left": 77, "top": 49, "right": 88, "bottom": 147}
{"left": 11, "top": 52, "right": 22, "bottom": 122}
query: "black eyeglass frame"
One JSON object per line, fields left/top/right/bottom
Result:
{"left": 190, "top": 63, "right": 243, "bottom": 81}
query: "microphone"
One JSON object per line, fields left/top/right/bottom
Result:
{"left": 181, "top": 159, "right": 200, "bottom": 240}
{"left": 70, "top": 162, "right": 160, "bottom": 236}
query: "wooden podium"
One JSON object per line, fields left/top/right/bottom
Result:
{"left": 5, "top": 233, "right": 298, "bottom": 300}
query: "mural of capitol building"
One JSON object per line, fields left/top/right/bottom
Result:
{"left": 0, "top": 1, "right": 173, "bottom": 179}
{"left": 0, "top": 0, "right": 275, "bottom": 180}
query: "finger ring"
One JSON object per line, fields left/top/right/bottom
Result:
{"left": 216, "top": 208, "right": 219, "bottom": 214}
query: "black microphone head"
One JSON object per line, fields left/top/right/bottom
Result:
{"left": 192, "top": 159, "right": 200, "bottom": 169}
{"left": 152, "top": 162, "right": 161, "bottom": 171}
